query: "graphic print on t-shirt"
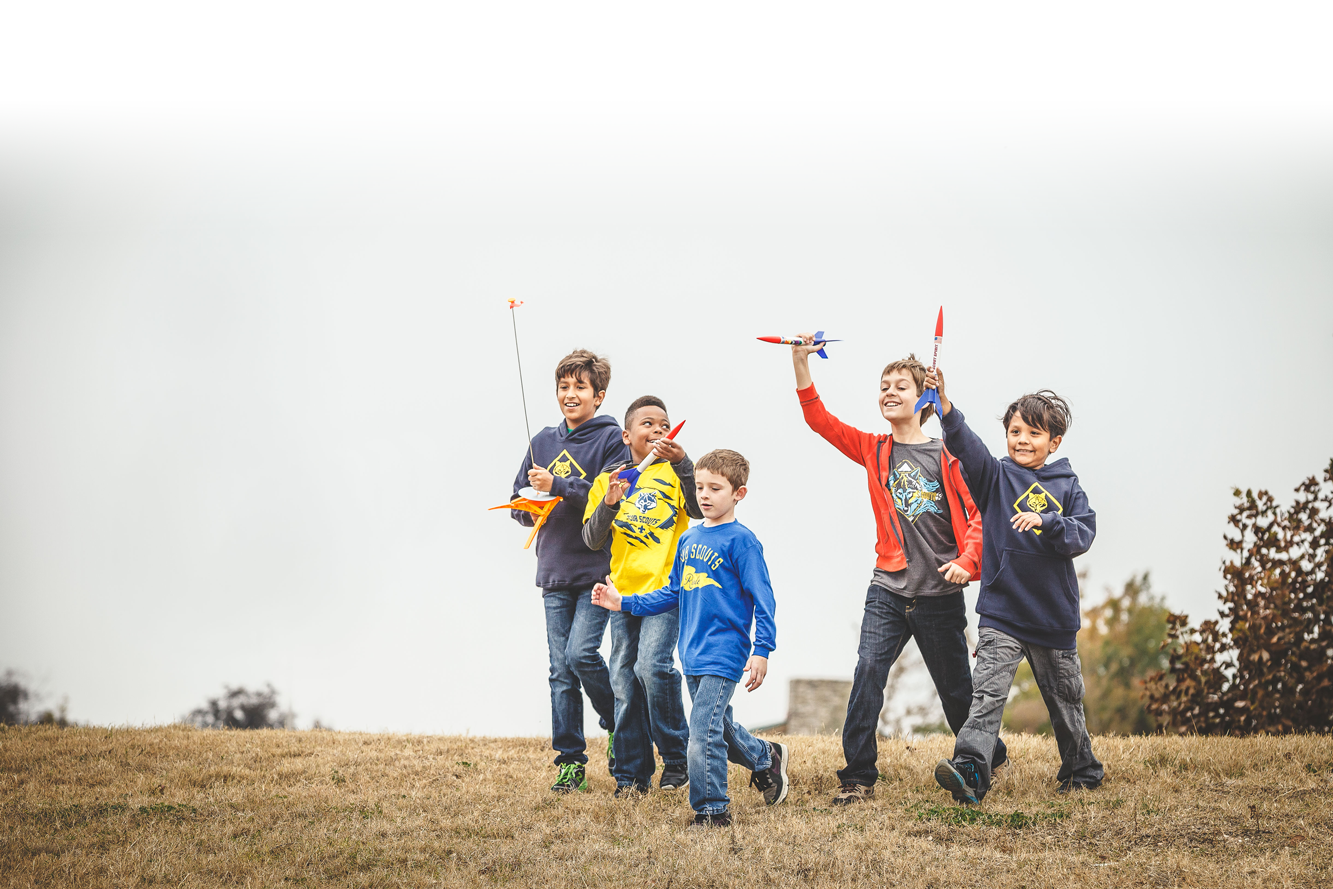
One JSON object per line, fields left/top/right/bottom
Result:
{"left": 613, "top": 476, "right": 681, "bottom": 548}
{"left": 889, "top": 458, "right": 945, "bottom": 524}
{"left": 1012, "top": 482, "right": 1063, "bottom": 535}
{"left": 547, "top": 449, "right": 586, "bottom": 480}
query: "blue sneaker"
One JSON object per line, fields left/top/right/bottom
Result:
{"left": 934, "top": 759, "right": 980, "bottom": 805}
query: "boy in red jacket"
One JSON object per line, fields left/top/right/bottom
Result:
{"left": 789, "top": 336, "right": 1006, "bottom": 805}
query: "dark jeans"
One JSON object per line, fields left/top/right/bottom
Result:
{"left": 953, "top": 627, "right": 1103, "bottom": 797}
{"left": 543, "top": 587, "right": 617, "bottom": 766}
{"left": 838, "top": 585, "right": 1007, "bottom": 787}
{"left": 609, "top": 609, "right": 690, "bottom": 786}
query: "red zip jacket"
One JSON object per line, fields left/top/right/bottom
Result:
{"left": 798, "top": 383, "right": 983, "bottom": 579}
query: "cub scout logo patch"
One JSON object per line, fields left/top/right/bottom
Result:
{"left": 632, "top": 489, "right": 659, "bottom": 513}
{"left": 1012, "top": 482, "right": 1062, "bottom": 535}
{"left": 547, "top": 449, "right": 585, "bottom": 480}
{"left": 681, "top": 565, "right": 722, "bottom": 591}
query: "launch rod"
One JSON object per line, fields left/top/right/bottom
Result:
{"left": 510, "top": 304, "right": 536, "bottom": 465}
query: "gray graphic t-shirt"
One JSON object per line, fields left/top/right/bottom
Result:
{"left": 870, "top": 439, "right": 966, "bottom": 598}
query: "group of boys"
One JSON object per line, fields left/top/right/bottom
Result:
{"left": 512, "top": 339, "right": 1103, "bottom": 829}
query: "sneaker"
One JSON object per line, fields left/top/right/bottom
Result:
{"left": 660, "top": 763, "right": 689, "bottom": 791}
{"left": 934, "top": 759, "right": 980, "bottom": 806}
{"left": 614, "top": 782, "right": 649, "bottom": 799}
{"left": 831, "top": 782, "right": 874, "bottom": 806}
{"left": 748, "top": 741, "right": 789, "bottom": 806}
{"left": 687, "top": 811, "right": 732, "bottom": 830}
{"left": 551, "top": 763, "right": 587, "bottom": 794}
{"left": 1056, "top": 778, "right": 1102, "bottom": 794}
{"left": 606, "top": 732, "right": 616, "bottom": 776}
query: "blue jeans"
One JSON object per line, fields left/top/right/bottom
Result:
{"left": 608, "top": 609, "right": 690, "bottom": 786}
{"left": 838, "top": 585, "right": 1008, "bottom": 786}
{"left": 686, "top": 674, "right": 771, "bottom": 815}
{"left": 543, "top": 587, "right": 616, "bottom": 766}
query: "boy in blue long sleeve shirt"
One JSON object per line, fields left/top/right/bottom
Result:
{"left": 926, "top": 369, "right": 1104, "bottom": 804}
{"left": 592, "top": 449, "right": 789, "bottom": 829}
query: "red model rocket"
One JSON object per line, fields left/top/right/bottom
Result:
{"left": 756, "top": 330, "right": 841, "bottom": 359}
{"left": 913, "top": 307, "right": 944, "bottom": 418}
{"left": 616, "top": 420, "right": 686, "bottom": 496}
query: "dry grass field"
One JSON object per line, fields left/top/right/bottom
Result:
{"left": 2, "top": 725, "right": 1330, "bottom": 888}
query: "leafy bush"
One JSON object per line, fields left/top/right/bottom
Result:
{"left": 1144, "top": 460, "right": 1333, "bottom": 734}
{"left": 0, "top": 671, "right": 30, "bottom": 726}
{"left": 186, "top": 684, "right": 294, "bottom": 730}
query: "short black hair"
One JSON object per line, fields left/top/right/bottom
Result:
{"left": 1002, "top": 390, "right": 1072, "bottom": 438}
{"left": 624, "top": 395, "right": 667, "bottom": 428}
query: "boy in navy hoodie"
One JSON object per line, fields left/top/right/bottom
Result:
{"left": 512, "top": 349, "right": 629, "bottom": 793}
{"left": 591, "top": 449, "right": 787, "bottom": 829}
{"left": 925, "top": 370, "right": 1104, "bottom": 804}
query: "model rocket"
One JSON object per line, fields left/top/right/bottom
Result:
{"left": 913, "top": 307, "right": 944, "bottom": 419}
{"left": 489, "top": 489, "right": 561, "bottom": 550}
{"left": 756, "top": 330, "right": 841, "bottom": 359}
{"left": 615, "top": 420, "right": 686, "bottom": 497}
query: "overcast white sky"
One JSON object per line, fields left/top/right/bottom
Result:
{"left": 2, "top": 3, "right": 1331, "bottom": 735}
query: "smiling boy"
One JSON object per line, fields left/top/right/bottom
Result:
{"left": 788, "top": 337, "right": 1005, "bottom": 806}
{"left": 592, "top": 449, "right": 786, "bottom": 829}
{"left": 925, "top": 369, "right": 1104, "bottom": 805}
{"left": 512, "top": 349, "right": 629, "bottom": 793}
{"left": 582, "top": 396, "right": 701, "bottom": 795}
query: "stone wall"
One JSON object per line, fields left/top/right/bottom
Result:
{"left": 786, "top": 678, "right": 852, "bottom": 735}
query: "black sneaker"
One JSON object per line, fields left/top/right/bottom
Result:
{"left": 614, "top": 782, "right": 649, "bottom": 799}
{"left": 687, "top": 811, "right": 732, "bottom": 830}
{"left": 660, "top": 763, "right": 689, "bottom": 791}
{"left": 934, "top": 759, "right": 980, "bottom": 805}
{"left": 551, "top": 763, "right": 587, "bottom": 793}
{"left": 748, "top": 741, "right": 789, "bottom": 806}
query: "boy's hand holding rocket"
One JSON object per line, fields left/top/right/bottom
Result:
{"left": 924, "top": 368, "right": 952, "bottom": 417}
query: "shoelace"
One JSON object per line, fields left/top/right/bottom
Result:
{"left": 556, "top": 764, "right": 581, "bottom": 785}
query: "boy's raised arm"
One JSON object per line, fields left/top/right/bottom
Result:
{"left": 792, "top": 338, "right": 872, "bottom": 466}
{"left": 929, "top": 369, "right": 999, "bottom": 509}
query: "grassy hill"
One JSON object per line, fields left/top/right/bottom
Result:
{"left": 3, "top": 725, "right": 1330, "bottom": 887}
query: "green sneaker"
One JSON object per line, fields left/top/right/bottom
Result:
{"left": 606, "top": 732, "right": 616, "bottom": 776}
{"left": 551, "top": 763, "right": 588, "bottom": 793}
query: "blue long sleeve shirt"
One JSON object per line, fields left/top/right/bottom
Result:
{"left": 623, "top": 520, "right": 776, "bottom": 682}
{"left": 940, "top": 406, "right": 1096, "bottom": 650}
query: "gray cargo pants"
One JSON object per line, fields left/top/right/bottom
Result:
{"left": 952, "top": 626, "right": 1104, "bottom": 797}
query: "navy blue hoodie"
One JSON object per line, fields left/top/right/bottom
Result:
{"left": 940, "top": 406, "right": 1096, "bottom": 650}
{"left": 512, "top": 414, "right": 629, "bottom": 590}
